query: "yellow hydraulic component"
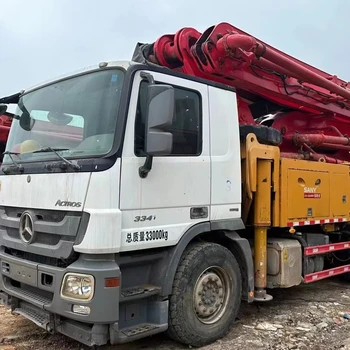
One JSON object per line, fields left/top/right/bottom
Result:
{"left": 254, "top": 227, "right": 268, "bottom": 298}
{"left": 241, "top": 133, "right": 280, "bottom": 226}
{"left": 241, "top": 133, "right": 350, "bottom": 301}
{"left": 241, "top": 134, "right": 279, "bottom": 301}
{"left": 253, "top": 160, "right": 271, "bottom": 299}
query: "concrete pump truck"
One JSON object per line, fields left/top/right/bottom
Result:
{"left": 1, "top": 22, "right": 350, "bottom": 347}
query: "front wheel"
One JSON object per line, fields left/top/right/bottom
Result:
{"left": 167, "top": 242, "right": 242, "bottom": 347}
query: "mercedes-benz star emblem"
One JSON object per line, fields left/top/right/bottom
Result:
{"left": 19, "top": 212, "right": 36, "bottom": 244}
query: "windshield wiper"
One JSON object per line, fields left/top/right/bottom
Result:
{"left": 33, "top": 147, "right": 81, "bottom": 171}
{"left": 2, "top": 151, "right": 24, "bottom": 173}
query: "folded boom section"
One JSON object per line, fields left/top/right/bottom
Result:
{"left": 133, "top": 22, "right": 350, "bottom": 162}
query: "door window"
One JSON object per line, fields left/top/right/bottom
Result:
{"left": 134, "top": 81, "right": 202, "bottom": 156}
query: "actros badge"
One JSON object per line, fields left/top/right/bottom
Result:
{"left": 55, "top": 199, "right": 82, "bottom": 208}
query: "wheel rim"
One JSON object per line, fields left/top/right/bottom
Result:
{"left": 193, "top": 265, "right": 231, "bottom": 325}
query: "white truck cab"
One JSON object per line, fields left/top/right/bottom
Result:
{"left": 0, "top": 61, "right": 250, "bottom": 347}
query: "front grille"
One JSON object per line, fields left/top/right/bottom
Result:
{"left": 7, "top": 230, "right": 63, "bottom": 245}
{"left": 0, "top": 206, "right": 85, "bottom": 260}
{"left": 4, "top": 247, "right": 78, "bottom": 268}
{"left": 4, "top": 206, "right": 71, "bottom": 222}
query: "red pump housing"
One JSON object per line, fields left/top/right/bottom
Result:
{"left": 135, "top": 22, "right": 350, "bottom": 163}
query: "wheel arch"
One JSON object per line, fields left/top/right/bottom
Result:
{"left": 155, "top": 221, "right": 254, "bottom": 302}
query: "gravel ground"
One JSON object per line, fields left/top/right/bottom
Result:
{"left": 2, "top": 278, "right": 350, "bottom": 349}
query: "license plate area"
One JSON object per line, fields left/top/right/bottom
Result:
{"left": 1, "top": 259, "right": 38, "bottom": 287}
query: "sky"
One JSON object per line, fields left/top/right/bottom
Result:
{"left": 0, "top": 0, "right": 348, "bottom": 101}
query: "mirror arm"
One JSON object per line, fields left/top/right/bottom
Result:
{"left": 139, "top": 155, "right": 153, "bottom": 179}
{"left": 138, "top": 71, "right": 156, "bottom": 179}
{"left": 140, "top": 71, "right": 155, "bottom": 84}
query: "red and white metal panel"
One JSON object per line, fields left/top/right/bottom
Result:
{"left": 287, "top": 218, "right": 346, "bottom": 227}
{"left": 305, "top": 241, "right": 350, "bottom": 256}
{"left": 304, "top": 265, "right": 350, "bottom": 283}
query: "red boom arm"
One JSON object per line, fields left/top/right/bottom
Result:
{"left": 136, "top": 22, "right": 350, "bottom": 163}
{"left": 0, "top": 115, "right": 11, "bottom": 143}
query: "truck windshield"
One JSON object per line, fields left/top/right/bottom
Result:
{"left": 3, "top": 69, "right": 124, "bottom": 165}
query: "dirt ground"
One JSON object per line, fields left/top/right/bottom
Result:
{"left": 2, "top": 278, "right": 350, "bottom": 350}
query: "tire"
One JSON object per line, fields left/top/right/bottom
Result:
{"left": 239, "top": 124, "right": 282, "bottom": 146}
{"left": 167, "top": 242, "right": 242, "bottom": 347}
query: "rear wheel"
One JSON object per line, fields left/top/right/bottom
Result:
{"left": 167, "top": 242, "right": 242, "bottom": 347}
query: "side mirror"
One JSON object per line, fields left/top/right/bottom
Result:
{"left": 145, "top": 84, "right": 174, "bottom": 156}
{"left": 18, "top": 99, "right": 35, "bottom": 131}
{"left": 0, "top": 104, "right": 7, "bottom": 115}
{"left": 19, "top": 111, "right": 35, "bottom": 131}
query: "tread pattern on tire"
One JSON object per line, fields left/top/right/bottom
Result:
{"left": 167, "top": 242, "right": 242, "bottom": 347}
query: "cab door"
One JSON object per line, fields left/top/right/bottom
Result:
{"left": 119, "top": 69, "right": 210, "bottom": 252}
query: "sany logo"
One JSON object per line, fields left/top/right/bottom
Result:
{"left": 304, "top": 187, "right": 318, "bottom": 193}
{"left": 304, "top": 186, "right": 321, "bottom": 198}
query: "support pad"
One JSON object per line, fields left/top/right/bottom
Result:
{"left": 254, "top": 289, "right": 273, "bottom": 302}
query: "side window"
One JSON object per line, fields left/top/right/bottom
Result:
{"left": 135, "top": 81, "right": 202, "bottom": 156}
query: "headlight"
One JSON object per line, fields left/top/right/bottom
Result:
{"left": 60, "top": 273, "right": 95, "bottom": 301}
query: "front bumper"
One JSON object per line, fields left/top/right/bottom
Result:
{"left": 0, "top": 290, "right": 110, "bottom": 346}
{"left": 0, "top": 249, "right": 121, "bottom": 346}
{"left": 0, "top": 248, "right": 169, "bottom": 346}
